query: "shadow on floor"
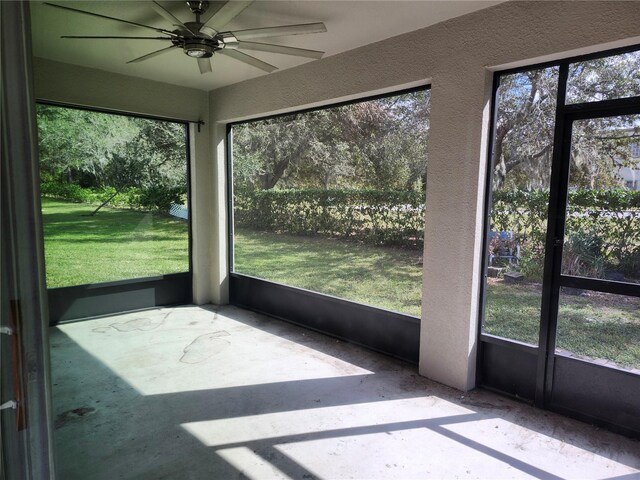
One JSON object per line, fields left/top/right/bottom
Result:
{"left": 50, "top": 305, "right": 640, "bottom": 480}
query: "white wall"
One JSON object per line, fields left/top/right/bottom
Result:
{"left": 33, "top": 58, "right": 216, "bottom": 304}
{"left": 208, "top": 1, "right": 640, "bottom": 390}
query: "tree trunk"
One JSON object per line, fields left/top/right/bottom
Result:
{"left": 88, "top": 188, "right": 120, "bottom": 216}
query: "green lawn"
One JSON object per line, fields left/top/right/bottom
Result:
{"left": 485, "top": 280, "right": 640, "bottom": 369}
{"left": 234, "top": 227, "right": 423, "bottom": 317}
{"left": 42, "top": 198, "right": 188, "bottom": 288}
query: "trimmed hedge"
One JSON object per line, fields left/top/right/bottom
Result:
{"left": 235, "top": 188, "right": 425, "bottom": 247}
{"left": 236, "top": 188, "right": 640, "bottom": 274}
{"left": 491, "top": 189, "right": 640, "bottom": 278}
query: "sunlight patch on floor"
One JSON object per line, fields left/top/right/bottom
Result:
{"left": 216, "top": 447, "right": 292, "bottom": 480}
{"left": 181, "top": 397, "right": 476, "bottom": 447}
{"left": 56, "top": 305, "right": 372, "bottom": 396}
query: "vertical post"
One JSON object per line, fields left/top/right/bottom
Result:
{"left": 1, "top": 1, "right": 56, "bottom": 478}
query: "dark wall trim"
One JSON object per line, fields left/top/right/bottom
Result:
{"left": 230, "top": 274, "right": 420, "bottom": 364}
{"left": 549, "top": 354, "right": 640, "bottom": 439}
{"left": 48, "top": 272, "right": 191, "bottom": 325}
{"left": 36, "top": 99, "right": 203, "bottom": 126}
{"left": 494, "top": 43, "right": 640, "bottom": 77}
{"left": 477, "top": 340, "right": 537, "bottom": 403}
{"left": 560, "top": 275, "right": 640, "bottom": 297}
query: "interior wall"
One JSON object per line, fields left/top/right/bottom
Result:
{"left": 32, "top": 58, "right": 216, "bottom": 305}
{"left": 209, "top": 1, "right": 640, "bottom": 390}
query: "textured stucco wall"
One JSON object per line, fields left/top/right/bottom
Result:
{"left": 32, "top": 58, "right": 216, "bottom": 305}
{"left": 208, "top": 1, "right": 640, "bottom": 390}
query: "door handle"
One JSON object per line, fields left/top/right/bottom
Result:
{"left": 0, "top": 326, "right": 14, "bottom": 335}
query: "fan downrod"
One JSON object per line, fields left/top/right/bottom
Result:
{"left": 186, "top": 1, "right": 209, "bottom": 16}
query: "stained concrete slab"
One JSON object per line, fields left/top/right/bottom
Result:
{"left": 50, "top": 305, "right": 640, "bottom": 479}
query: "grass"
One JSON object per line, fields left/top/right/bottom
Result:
{"left": 234, "top": 227, "right": 423, "bottom": 317}
{"left": 236, "top": 228, "right": 639, "bottom": 370}
{"left": 41, "top": 198, "right": 188, "bottom": 288}
{"left": 484, "top": 280, "right": 640, "bottom": 370}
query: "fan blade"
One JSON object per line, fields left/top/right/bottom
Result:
{"left": 61, "top": 36, "right": 172, "bottom": 40}
{"left": 200, "top": 0, "right": 253, "bottom": 33}
{"left": 232, "top": 23, "right": 326, "bottom": 40}
{"left": 220, "top": 49, "right": 277, "bottom": 73}
{"left": 43, "top": 2, "right": 178, "bottom": 37}
{"left": 127, "top": 45, "right": 177, "bottom": 64}
{"left": 198, "top": 58, "right": 212, "bottom": 74}
{"left": 238, "top": 41, "right": 323, "bottom": 59}
{"left": 150, "top": 1, "right": 197, "bottom": 36}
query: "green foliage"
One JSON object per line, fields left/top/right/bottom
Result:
{"left": 491, "top": 189, "right": 640, "bottom": 280}
{"left": 41, "top": 182, "right": 186, "bottom": 212}
{"left": 232, "top": 90, "right": 430, "bottom": 192}
{"left": 562, "top": 232, "right": 606, "bottom": 278}
{"left": 41, "top": 181, "right": 91, "bottom": 203}
{"left": 137, "top": 185, "right": 185, "bottom": 212}
{"left": 518, "top": 244, "right": 545, "bottom": 281}
{"left": 238, "top": 187, "right": 640, "bottom": 259}
{"left": 235, "top": 188, "right": 425, "bottom": 247}
{"left": 37, "top": 104, "right": 187, "bottom": 213}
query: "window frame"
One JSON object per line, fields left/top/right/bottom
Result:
{"left": 36, "top": 100, "right": 194, "bottom": 322}
{"left": 225, "top": 84, "right": 430, "bottom": 363}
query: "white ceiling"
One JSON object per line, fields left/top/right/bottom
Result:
{"left": 30, "top": 0, "right": 502, "bottom": 92}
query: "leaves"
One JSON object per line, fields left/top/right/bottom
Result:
{"left": 37, "top": 104, "right": 187, "bottom": 211}
{"left": 232, "top": 90, "right": 430, "bottom": 192}
{"left": 494, "top": 51, "right": 640, "bottom": 190}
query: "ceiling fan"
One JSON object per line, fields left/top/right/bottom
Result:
{"left": 44, "top": 1, "right": 327, "bottom": 74}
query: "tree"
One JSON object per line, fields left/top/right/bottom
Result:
{"left": 232, "top": 114, "right": 314, "bottom": 190}
{"left": 37, "top": 104, "right": 188, "bottom": 214}
{"left": 231, "top": 90, "right": 430, "bottom": 192}
{"left": 493, "top": 51, "right": 640, "bottom": 190}
{"left": 88, "top": 117, "right": 187, "bottom": 214}
{"left": 37, "top": 104, "right": 137, "bottom": 185}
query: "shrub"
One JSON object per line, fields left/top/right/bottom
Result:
{"left": 138, "top": 185, "right": 186, "bottom": 212}
{"left": 492, "top": 189, "right": 640, "bottom": 279}
{"left": 518, "top": 244, "right": 545, "bottom": 282}
{"left": 41, "top": 181, "right": 91, "bottom": 203}
{"left": 619, "top": 250, "right": 640, "bottom": 278}
{"left": 41, "top": 180, "right": 186, "bottom": 213}
{"left": 562, "top": 232, "right": 606, "bottom": 278}
{"left": 235, "top": 188, "right": 425, "bottom": 247}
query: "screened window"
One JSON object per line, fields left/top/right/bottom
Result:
{"left": 482, "top": 67, "right": 559, "bottom": 345}
{"left": 230, "top": 89, "right": 430, "bottom": 317}
{"left": 37, "top": 104, "right": 190, "bottom": 288}
{"left": 483, "top": 47, "right": 640, "bottom": 364}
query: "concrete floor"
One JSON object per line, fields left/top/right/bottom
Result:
{"left": 50, "top": 305, "right": 640, "bottom": 480}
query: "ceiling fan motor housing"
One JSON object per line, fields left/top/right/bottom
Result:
{"left": 174, "top": 20, "right": 222, "bottom": 58}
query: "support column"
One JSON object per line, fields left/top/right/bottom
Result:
{"left": 419, "top": 71, "right": 493, "bottom": 391}
{"left": 189, "top": 122, "right": 214, "bottom": 304}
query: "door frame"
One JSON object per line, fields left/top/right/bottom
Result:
{"left": 477, "top": 44, "right": 640, "bottom": 438}
{"left": 540, "top": 96, "right": 640, "bottom": 407}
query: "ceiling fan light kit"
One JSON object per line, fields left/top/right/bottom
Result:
{"left": 45, "top": 0, "right": 326, "bottom": 75}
